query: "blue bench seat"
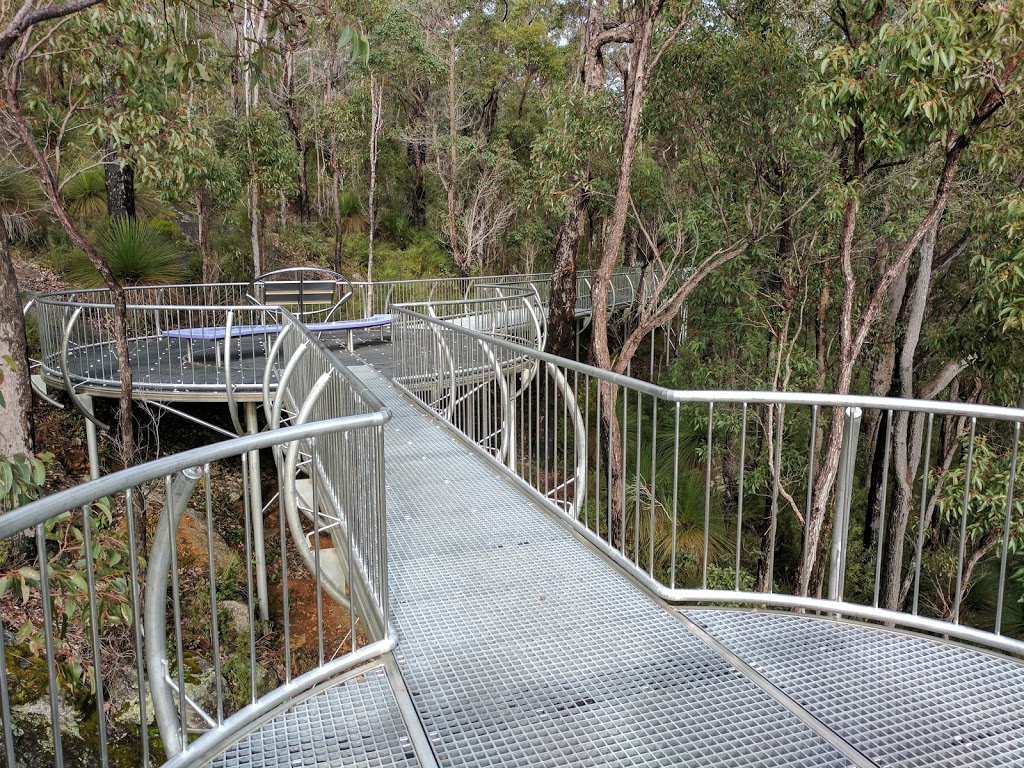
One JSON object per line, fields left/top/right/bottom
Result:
{"left": 163, "top": 314, "right": 393, "bottom": 363}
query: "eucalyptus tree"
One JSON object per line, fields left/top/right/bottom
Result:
{"left": 803, "top": 0, "right": 1024, "bottom": 604}
{"left": 0, "top": 163, "right": 42, "bottom": 459}
{"left": 1, "top": 0, "right": 210, "bottom": 469}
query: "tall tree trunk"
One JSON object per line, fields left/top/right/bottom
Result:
{"left": 0, "top": 229, "right": 32, "bottom": 459}
{"left": 7, "top": 89, "right": 136, "bottom": 472}
{"left": 408, "top": 84, "right": 429, "bottom": 228}
{"left": 545, "top": 2, "right": 626, "bottom": 358}
{"left": 103, "top": 138, "right": 136, "bottom": 220}
{"left": 367, "top": 73, "right": 384, "bottom": 316}
{"left": 445, "top": 27, "right": 464, "bottom": 273}
{"left": 196, "top": 191, "right": 216, "bottom": 283}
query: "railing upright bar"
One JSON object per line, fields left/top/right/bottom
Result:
{"left": 995, "top": 421, "right": 1020, "bottom": 635}
{"left": 872, "top": 410, "right": 893, "bottom": 609}
{"left": 204, "top": 464, "right": 225, "bottom": 724}
{"left": 912, "top": 413, "right": 935, "bottom": 615}
{"left": 670, "top": 403, "right": 680, "bottom": 589}
{"left": 37, "top": 523, "right": 65, "bottom": 768}
{"left": 736, "top": 403, "right": 748, "bottom": 592}
{"left": 81, "top": 503, "right": 110, "bottom": 767}
{"left": 952, "top": 418, "right": 977, "bottom": 625}
{"left": 702, "top": 403, "right": 714, "bottom": 590}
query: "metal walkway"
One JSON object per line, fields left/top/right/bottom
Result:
{"left": 214, "top": 359, "right": 1024, "bottom": 767}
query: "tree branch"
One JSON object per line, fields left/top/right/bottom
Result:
{"left": 0, "top": 0, "right": 102, "bottom": 61}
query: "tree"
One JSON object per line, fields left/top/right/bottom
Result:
{"left": 0, "top": 163, "right": 42, "bottom": 459}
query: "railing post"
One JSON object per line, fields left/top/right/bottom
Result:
{"left": 828, "top": 406, "right": 862, "bottom": 603}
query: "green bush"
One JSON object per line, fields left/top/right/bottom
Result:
{"left": 69, "top": 218, "right": 186, "bottom": 287}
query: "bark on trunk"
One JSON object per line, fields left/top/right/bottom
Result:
{"left": 0, "top": 230, "right": 33, "bottom": 458}
{"left": 367, "top": 74, "right": 384, "bottom": 316}
{"left": 103, "top": 139, "right": 136, "bottom": 220}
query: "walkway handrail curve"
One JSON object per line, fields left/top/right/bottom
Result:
{"left": 393, "top": 305, "right": 1024, "bottom": 657}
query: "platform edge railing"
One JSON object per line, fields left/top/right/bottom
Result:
{"left": 392, "top": 305, "right": 1024, "bottom": 658}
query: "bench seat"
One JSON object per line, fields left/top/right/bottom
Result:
{"left": 163, "top": 314, "right": 393, "bottom": 362}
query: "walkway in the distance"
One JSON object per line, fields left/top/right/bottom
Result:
{"left": 215, "top": 347, "right": 1024, "bottom": 768}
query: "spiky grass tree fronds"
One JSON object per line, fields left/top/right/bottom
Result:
{"left": 70, "top": 217, "right": 186, "bottom": 287}
{"left": 62, "top": 166, "right": 109, "bottom": 221}
{"left": 0, "top": 163, "right": 44, "bottom": 243}
{"left": 62, "top": 164, "right": 170, "bottom": 223}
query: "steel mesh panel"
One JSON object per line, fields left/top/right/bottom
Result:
{"left": 356, "top": 365, "right": 851, "bottom": 767}
{"left": 212, "top": 665, "right": 420, "bottom": 768}
{"left": 689, "top": 610, "right": 1024, "bottom": 767}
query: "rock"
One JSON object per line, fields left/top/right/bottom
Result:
{"left": 218, "top": 599, "right": 251, "bottom": 642}
{"left": 175, "top": 513, "right": 240, "bottom": 578}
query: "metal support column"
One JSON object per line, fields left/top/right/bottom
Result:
{"left": 81, "top": 393, "right": 101, "bottom": 480}
{"left": 245, "top": 402, "right": 269, "bottom": 621}
{"left": 829, "top": 406, "right": 862, "bottom": 604}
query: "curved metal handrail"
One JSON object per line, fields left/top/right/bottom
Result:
{"left": 281, "top": 371, "right": 351, "bottom": 608}
{"left": 392, "top": 305, "right": 1024, "bottom": 658}
{"left": 223, "top": 310, "right": 245, "bottom": 435}
{"left": 60, "top": 305, "right": 109, "bottom": 430}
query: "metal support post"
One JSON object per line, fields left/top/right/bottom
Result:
{"left": 245, "top": 402, "right": 269, "bottom": 621}
{"left": 82, "top": 393, "right": 100, "bottom": 480}
{"left": 828, "top": 406, "right": 862, "bottom": 604}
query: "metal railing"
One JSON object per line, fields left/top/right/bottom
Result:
{"left": 30, "top": 268, "right": 645, "bottom": 405}
{"left": 0, "top": 312, "right": 390, "bottom": 767}
{"left": 392, "top": 306, "right": 1024, "bottom": 657}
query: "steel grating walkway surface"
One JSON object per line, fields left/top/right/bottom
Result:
{"left": 213, "top": 356, "right": 1024, "bottom": 767}
{"left": 357, "top": 363, "right": 852, "bottom": 767}
{"left": 688, "top": 610, "right": 1024, "bottom": 767}
{"left": 213, "top": 665, "right": 420, "bottom": 767}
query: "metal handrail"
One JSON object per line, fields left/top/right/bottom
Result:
{"left": 393, "top": 305, "right": 1024, "bottom": 657}
{"left": 1, "top": 310, "right": 391, "bottom": 767}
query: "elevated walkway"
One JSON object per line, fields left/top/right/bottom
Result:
{"left": 212, "top": 358, "right": 1024, "bottom": 768}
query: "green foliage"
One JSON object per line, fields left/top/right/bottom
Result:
{"left": 808, "top": 0, "right": 1024, "bottom": 161}
{"left": 0, "top": 164, "right": 43, "bottom": 243}
{"left": 61, "top": 166, "right": 109, "bottom": 221}
{"left": 69, "top": 217, "right": 186, "bottom": 287}
{"left": 0, "top": 362, "right": 52, "bottom": 510}
{"left": 236, "top": 105, "right": 300, "bottom": 199}
{"left": 0, "top": 499, "right": 133, "bottom": 694}
{"left": 530, "top": 90, "right": 621, "bottom": 216}
{"left": 936, "top": 432, "right": 1024, "bottom": 559}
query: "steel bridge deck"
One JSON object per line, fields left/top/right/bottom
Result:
{"left": 208, "top": 354, "right": 1024, "bottom": 767}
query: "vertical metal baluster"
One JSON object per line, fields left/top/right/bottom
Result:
{"left": 736, "top": 403, "right": 748, "bottom": 592}
{"left": 912, "top": 413, "right": 934, "bottom": 615}
{"left": 766, "top": 403, "right": 783, "bottom": 593}
{"left": 953, "top": 418, "right": 977, "bottom": 625}
{"left": 995, "top": 422, "right": 1020, "bottom": 635}
{"left": 649, "top": 398, "right": 658, "bottom": 577}
{"left": 620, "top": 385, "right": 628, "bottom": 555}
{"left": 377, "top": 425, "right": 389, "bottom": 631}
{"left": 166, "top": 475, "right": 188, "bottom": 751}
{"left": 240, "top": 456, "right": 258, "bottom": 704}
{"left": 124, "top": 489, "right": 150, "bottom": 765}
{"left": 596, "top": 383, "right": 603, "bottom": 539}
{"left": 0, "top": 566, "right": 15, "bottom": 765}
{"left": 348, "top": 432, "right": 358, "bottom": 649}
{"left": 802, "top": 405, "right": 819, "bottom": 598}
{"left": 563, "top": 367, "right": 569, "bottom": 511}
{"left": 528, "top": 368, "right": 535, "bottom": 491}
{"left": 81, "top": 503, "right": 110, "bottom": 767}
{"left": 585, "top": 375, "right": 592, "bottom": 531}
{"left": 203, "top": 465, "right": 224, "bottom": 723}
{"left": 38, "top": 523, "right": 65, "bottom": 768}
{"left": 872, "top": 410, "right": 893, "bottom": 608}
{"left": 670, "top": 402, "right": 681, "bottom": 589}
{"left": 702, "top": 402, "right": 714, "bottom": 590}
{"left": 634, "top": 391, "right": 642, "bottom": 563}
